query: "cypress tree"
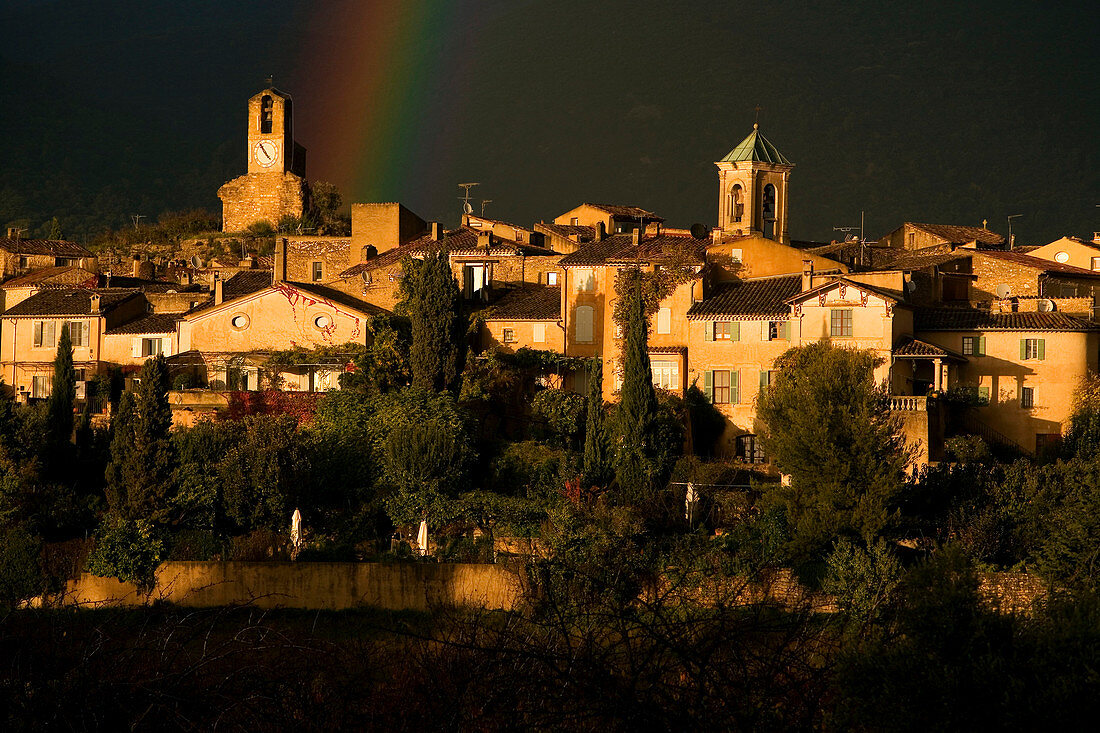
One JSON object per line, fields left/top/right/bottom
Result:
{"left": 613, "top": 277, "right": 660, "bottom": 501}
{"left": 104, "top": 390, "right": 135, "bottom": 515}
{"left": 400, "top": 250, "right": 467, "bottom": 393}
{"left": 105, "top": 356, "right": 175, "bottom": 522}
{"left": 45, "top": 323, "right": 76, "bottom": 474}
{"left": 582, "top": 359, "right": 612, "bottom": 488}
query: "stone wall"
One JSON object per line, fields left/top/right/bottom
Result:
{"left": 218, "top": 171, "right": 305, "bottom": 233}
{"left": 58, "top": 561, "right": 525, "bottom": 612}
{"left": 283, "top": 236, "right": 353, "bottom": 283}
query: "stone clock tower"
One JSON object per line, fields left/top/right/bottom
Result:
{"left": 714, "top": 124, "right": 793, "bottom": 244}
{"left": 218, "top": 86, "right": 307, "bottom": 232}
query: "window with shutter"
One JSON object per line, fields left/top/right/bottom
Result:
{"left": 713, "top": 369, "right": 730, "bottom": 403}
{"left": 656, "top": 307, "right": 671, "bottom": 334}
{"left": 704, "top": 370, "right": 713, "bottom": 403}
{"left": 575, "top": 305, "right": 594, "bottom": 343}
{"left": 533, "top": 323, "right": 545, "bottom": 343}
{"left": 730, "top": 370, "right": 740, "bottom": 404}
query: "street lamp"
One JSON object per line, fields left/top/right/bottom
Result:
{"left": 1007, "top": 214, "right": 1022, "bottom": 250}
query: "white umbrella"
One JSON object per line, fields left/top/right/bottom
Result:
{"left": 290, "top": 508, "right": 302, "bottom": 556}
{"left": 685, "top": 483, "right": 698, "bottom": 525}
{"left": 416, "top": 520, "right": 429, "bottom": 557}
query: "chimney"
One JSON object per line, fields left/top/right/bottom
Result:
{"left": 239, "top": 256, "right": 255, "bottom": 268}
{"left": 274, "top": 238, "right": 287, "bottom": 283}
{"left": 430, "top": 221, "right": 442, "bottom": 241}
{"left": 594, "top": 221, "right": 606, "bottom": 242}
{"left": 214, "top": 271, "right": 224, "bottom": 305}
{"left": 6, "top": 227, "right": 18, "bottom": 240}
{"left": 132, "top": 255, "right": 142, "bottom": 278}
{"left": 478, "top": 231, "right": 492, "bottom": 250}
{"left": 89, "top": 293, "right": 101, "bottom": 314}
{"left": 801, "top": 260, "right": 814, "bottom": 292}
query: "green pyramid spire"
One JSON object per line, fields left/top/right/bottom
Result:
{"left": 719, "top": 125, "right": 792, "bottom": 165}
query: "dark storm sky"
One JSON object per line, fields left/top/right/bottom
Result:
{"left": 0, "top": 0, "right": 1096, "bottom": 244}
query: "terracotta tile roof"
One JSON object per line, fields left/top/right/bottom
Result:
{"left": 4, "top": 288, "right": 140, "bottom": 317}
{"left": 787, "top": 277, "right": 906, "bottom": 305}
{"left": 0, "top": 237, "right": 94, "bottom": 257}
{"left": 973, "top": 249, "right": 1100, "bottom": 278}
{"left": 687, "top": 275, "right": 801, "bottom": 319}
{"left": 105, "top": 313, "right": 181, "bottom": 335}
{"left": 284, "top": 281, "right": 388, "bottom": 316}
{"left": 2, "top": 266, "right": 98, "bottom": 289}
{"left": 101, "top": 275, "right": 202, "bottom": 292}
{"left": 649, "top": 346, "right": 687, "bottom": 355}
{"left": 893, "top": 336, "right": 966, "bottom": 360}
{"left": 558, "top": 233, "right": 706, "bottom": 267}
{"left": 908, "top": 222, "right": 1004, "bottom": 246}
{"left": 584, "top": 204, "right": 663, "bottom": 221}
{"left": 483, "top": 286, "right": 561, "bottom": 321}
{"left": 872, "top": 250, "right": 972, "bottom": 271}
{"left": 915, "top": 308, "right": 1100, "bottom": 332}
{"left": 349, "top": 227, "right": 556, "bottom": 275}
{"left": 538, "top": 223, "right": 596, "bottom": 241}
{"left": 223, "top": 270, "right": 274, "bottom": 298}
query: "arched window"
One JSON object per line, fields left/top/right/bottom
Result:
{"left": 762, "top": 184, "right": 777, "bottom": 239}
{"left": 260, "top": 95, "right": 274, "bottom": 134}
{"left": 729, "top": 185, "right": 744, "bottom": 223}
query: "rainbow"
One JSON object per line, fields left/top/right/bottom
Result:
{"left": 293, "top": 0, "right": 475, "bottom": 205}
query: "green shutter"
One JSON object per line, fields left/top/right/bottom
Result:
{"left": 1038, "top": 339, "right": 1045, "bottom": 360}
{"left": 1020, "top": 339, "right": 1027, "bottom": 360}
{"left": 782, "top": 321, "right": 791, "bottom": 340}
{"left": 731, "top": 321, "right": 740, "bottom": 341}
{"left": 978, "top": 336, "right": 986, "bottom": 356}
{"left": 731, "top": 370, "right": 740, "bottom": 404}
{"left": 761, "top": 321, "right": 769, "bottom": 341}
{"left": 704, "top": 371, "right": 713, "bottom": 403}
{"left": 979, "top": 386, "right": 990, "bottom": 404}
{"left": 704, "top": 321, "right": 714, "bottom": 341}
{"left": 760, "top": 370, "right": 769, "bottom": 389}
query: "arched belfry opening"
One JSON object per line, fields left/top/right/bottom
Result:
{"left": 728, "top": 184, "right": 743, "bottom": 223}
{"left": 260, "top": 95, "right": 273, "bottom": 134}
{"left": 762, "top": 184, "right": 777, "bottom": 239}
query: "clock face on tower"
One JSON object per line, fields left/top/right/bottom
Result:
{"left": 254, "top": 140, "right": 280, "bottom": 168}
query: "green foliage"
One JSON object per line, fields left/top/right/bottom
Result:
{"left": 612, "top": 278, "right": 661, "bottom": 502}
{"left": 381, "top": 421, "right": 470, "bottom": 527}
{"left": 399, "top": 250, "right": 467, "bottom": 393}
{"left": 44, "top": 323, "right": 75, "bottom": 475}
{"left": 684, "top": 383, "right": 724, "bottom": 456}
{"left": 306, "top": 181, "right": 351, "bottom": 236}
{"left": 530, "top": 389, "right": 587, "bottom": 449}
{"left": 170, "top": 419, "right": 242, "bottom": 530}
{"left": 486, "top": 440, "right": 569, "bottom": 501}
{"left": 1065, "top": 372, "right": 1100, "bottom": 458}
{"left": 106, "top": 357, "right": 175, "bottom": 523}
{"left": 823, "top": 537, "right": 903, "bottom": 625}
{"left": 712, "top": 506, "right": 791, "bottom": 577}
{"left": 0, "top": 524, "right": 44, "bottom": 609}
{"left": 219, "top": 415, "right": 308, "bottom": 533}
{"left": 610, "top": 258, "right": 699, "bottom": 328}
{"left": 46, "top": 216, "right": 62, "bottom": 240}
{"left": 757, "top": 341, "right": 909, "bottom": 564}
{"left": 582, "top": 360, "right": 613, "bottom": 489}
{"left": 340, "top": 315, "right": 411, "bottom": 392}
{"left": 87, "top": 516, "right": 165, "bottom": 592}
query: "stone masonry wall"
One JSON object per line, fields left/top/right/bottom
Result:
{"left": 219, "top": 171, "right": 305, "bottom": 233}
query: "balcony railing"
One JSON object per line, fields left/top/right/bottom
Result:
{"left": 889, "top": 395, "right": 927, "bottom": 411}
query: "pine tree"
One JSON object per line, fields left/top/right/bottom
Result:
{"left": 582, "top": 359, "right": 612, "bottom": 488}
{"left": 400, "top": 250, "right": 467, "bottom": 393}
{"left": 47, "top": 217, "right": 63, "bottom": 240}
{"left": 613, "top": 277, "right": 660, "bottom": 501}
{"left": 44, "top": 323, "right": 75, "bottom": 475}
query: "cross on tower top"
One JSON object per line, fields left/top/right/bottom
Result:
{"left": 753, "top": 105, "right": 763, "bottom": 130}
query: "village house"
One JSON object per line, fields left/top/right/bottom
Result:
{"left": 0, "top": 232, "right": 97, "bottom": 278}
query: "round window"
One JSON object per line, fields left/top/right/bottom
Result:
{"left": 313, "top": 314, "right": 332, "bottom": 330}
{"left": 1055, "top": 251, "right": 1070, "bottom": 263}
{"left": 230, "top": 314, "right": 250, "bottom": 330}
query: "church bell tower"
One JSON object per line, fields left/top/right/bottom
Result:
{"left": 218, "top": 85, "right": 308, "bottom": 233}
{"left": 714, "top": 124, "right": 793, "bottom": 244}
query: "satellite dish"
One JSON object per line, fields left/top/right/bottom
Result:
{"left": 689, "top": 223, "right": 710, "bottom": 240}
{"left": 463, "top": 202, "right": 474, "bottom": 215}
{"left": 995, "top": 284, "right": 1012, "bottom": 299}
{"left": 190, "top": 255, "right": 203, "bottom": 269}
{"left": 360, "top": 270, "right": 372, "bottom": 284}
{"left": 1037, "top": 299, "right": 1055, "bottom": 312}
{"left": 906, "top": 280, "right": 918, "bottom": 293}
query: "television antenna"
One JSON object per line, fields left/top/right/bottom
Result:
{"left": 457, "top": 182, "right": 479, "bottom": 217}
{"left": 480, "top": 199, "right": 492, "bottom": 216}
{"left": 131, "top": 214, "right": 145, "bottom": 230}
{"left": 1007, "top": 214, "right": 1022, "bottom": 250}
